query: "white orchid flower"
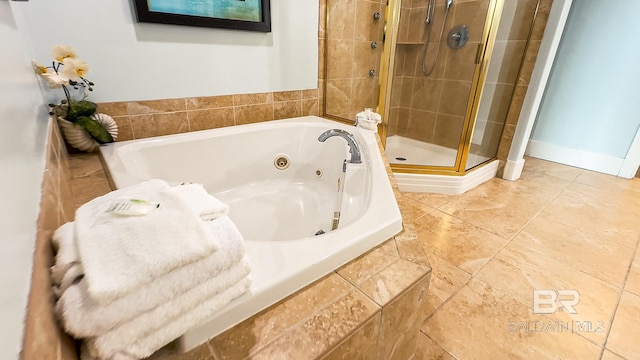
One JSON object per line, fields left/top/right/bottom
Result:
{"left": 40, "top": 72, "right": 69, "bottom": 89}
{"left": 52, "top": 45, "right": 76, "bottom": 62}
{"left": 61, "top": 58, "right": 89, "bottom": 81}
{"left": 32, "top": 61, "right": 49, "bottom": 75}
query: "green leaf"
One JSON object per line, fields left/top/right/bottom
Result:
{"left": 66, "top": 100, "right": 97, "bottom": 121}
{"left": 76, "top": 116, "right": 114, "bottom": 144}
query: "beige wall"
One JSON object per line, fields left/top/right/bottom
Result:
{"left": 324, "top": 0, "right": 386, "bottom": 120}
{"left": 389, "top": 0, "right": 489, "bottom": 149}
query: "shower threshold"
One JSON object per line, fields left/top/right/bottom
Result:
{"left": 385, "top": 135, "right": 490, "bottom": 167}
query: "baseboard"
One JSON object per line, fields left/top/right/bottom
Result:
{"left": 503, "top": 158, "right": 526, "bottom": 181}
{"left": 526, "top": 140, "right": 623, "bottom": 175}
{"left": 394, "top": 160, "right": 499, "bottom": 194}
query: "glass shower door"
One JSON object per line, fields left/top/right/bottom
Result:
{"left": 385, "top": 0, "right": 491, "bottom": 169}
{"left": 466, "top": 0, "right": 539, "bottom": 170}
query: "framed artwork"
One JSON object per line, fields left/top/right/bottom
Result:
{"left": 133, "top": 0, "right": 271, "bottom": 32}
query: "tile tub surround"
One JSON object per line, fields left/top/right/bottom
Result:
{"left": 95, "top": 89, "right": 321, "bottom": 143}
{"left": 33, "top": 127, "right": 432, "bottom": 359}
{"left": 22, "top": 120, "right": 77, "bottom": 359}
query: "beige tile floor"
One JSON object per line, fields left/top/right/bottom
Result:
{"left": 406, "top": 157, "right": 640, "bottom": 360}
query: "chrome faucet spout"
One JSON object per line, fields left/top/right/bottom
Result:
{"left": 317, "top": 129, "right": 362, "bottom": 164}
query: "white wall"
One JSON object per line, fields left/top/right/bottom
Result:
{"left": 0, "top": 2, "right": 49, "bottom": 359}
{"left": 530, "top": 0, "right": 640, "bottom": 160}
{"left": 12, "top": 0, "right": 319, "bottom": 103}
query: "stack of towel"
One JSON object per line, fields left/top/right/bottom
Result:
{"left": 50, "top": 179, "right": 251, "bottom": 360}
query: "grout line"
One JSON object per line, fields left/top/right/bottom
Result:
{"left": 468, "top": 174, "right": 573, "bottom": 277}
{"left": 463, "top": 169, "right": 631, "bottom": 351}
{"left": 414, "top": 164, "right": 640, "bottom": 357}
{"left": 184, "top": 99, "right": 192, "bottom": 132}
{"left": 420, "top": 331, "right": 461, "bottom": 360}
{"left": 234, "top": 276, "right": 357, "bottom": 359}
{"left": 599, "top": 235, "right": 640, "bottom": 359}
{"left": 420, "top": 169, "right": 575, "bottom": 323}
{"left": 471, "top": 169, "right": 636, "bottom": 351}
{"left": 421, "top": 263, "right": 473, "bottom": 324}
{"left": 129, "top": 115, "right": 137, "bottom": 139}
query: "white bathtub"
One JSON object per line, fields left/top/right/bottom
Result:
{"left": 99, "top": 116, "right": 402, "bottom": 351}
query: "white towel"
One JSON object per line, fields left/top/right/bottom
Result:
{"left": 56, "top": 217, "right": 246, "bottom": 337}
{"left": 85, "top": 274, "right": 252, "bottom": 360}
{"left": 51, "top": 221, "right": 79, "bottom": 286}
{"left": 75, "top": 179, "right": 220, "bottom": 304}
{"left": 355, "top": 108, "right": 381, "bottom": 132}
{"left": 171, "top": 183, "right": 229, "bottom": 221}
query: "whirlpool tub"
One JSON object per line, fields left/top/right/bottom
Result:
{"left": 99, "top": 115, "right": 402, "bottom": 351}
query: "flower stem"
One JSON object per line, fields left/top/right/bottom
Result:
{"left": 62, "top": 85, "right": 72, "bottom": 107}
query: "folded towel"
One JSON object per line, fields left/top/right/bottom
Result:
{"left": 74, "top": 179, "right": 220, "bottom": 304}
{"left": 171, "top": 183, "right": 229, "bottom": 221}
{"left": 56, "top": 217, "right": 246, "bottom": 337}
{"left": 86, "top": 273, "right": 252, "bottom": 360}
{"left": 51, "top": 221, "right": 79, "bottom": 286}
{"left": 53, "top": 264, "right": 84, "bottom": 300}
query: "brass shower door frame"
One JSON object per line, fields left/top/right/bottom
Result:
{"left": 377, "top": 0, "right": 506, "bottom": 176}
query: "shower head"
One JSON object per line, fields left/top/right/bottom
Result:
{"left": 446, "top": 0, "right": 453, "bottom": 9}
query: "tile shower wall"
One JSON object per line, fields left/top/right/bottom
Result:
{"left": 325, "top": 0, "right": 386, "bottom": 120}
{"left": 470, "top": 0, "right": 540, "bottom": 161}
{"left": 496, "top": 0, "right": 554, "bottom": 165}
{"left": 388, "top": 0, "right": 489, "bottom": 149}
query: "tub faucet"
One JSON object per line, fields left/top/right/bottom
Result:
{"left": 317, "top": 129, "right": 362, "bottom": 164}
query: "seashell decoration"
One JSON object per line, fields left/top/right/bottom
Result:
{"left": 57, "top": 113, "right": 118, "bottom": 152}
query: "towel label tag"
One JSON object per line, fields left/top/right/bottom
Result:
{"left": 106, "top": 199, "right": 160, "bottom": 216}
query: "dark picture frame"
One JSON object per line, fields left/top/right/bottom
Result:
{"left": 133, "top": 0, "right": 271, "bottom": 32}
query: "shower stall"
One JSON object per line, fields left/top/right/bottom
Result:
{"left": 324, "top": 0, "right": 545, "bottom": 193}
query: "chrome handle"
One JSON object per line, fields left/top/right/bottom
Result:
{"left": 447, "top": 25, "right": 469, "bottom": 49}
{"left": 369, "top": 69, "right": 376, "bottom": 77}
{"left": 373, "top": 12, "right": 381, "bottom": 20}
{"left": 371, "top": 41, "right": 378, "bottom": 49}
